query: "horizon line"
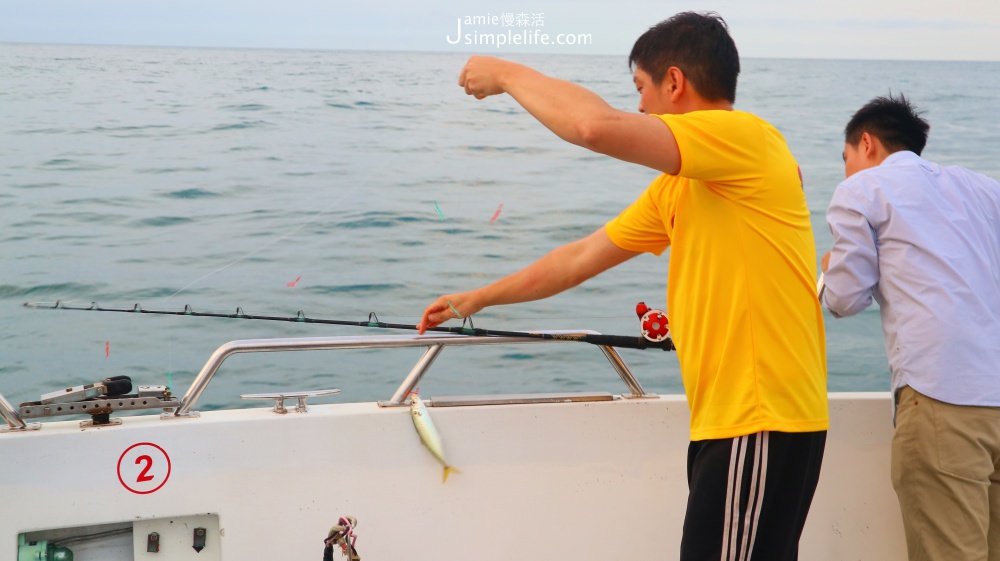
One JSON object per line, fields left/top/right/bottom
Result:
{"left": 3, "top": 40, "right": 998, "bottom": 64}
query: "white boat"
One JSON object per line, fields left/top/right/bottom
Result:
{"left": 1, "top": 332, "right": 905, "bottom": 560}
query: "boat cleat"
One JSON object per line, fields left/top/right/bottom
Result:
{"left": 239, "top": 388, "right": 342, "bottom": 414}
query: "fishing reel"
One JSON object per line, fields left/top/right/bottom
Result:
{"left": 635, "top": 302, "right": 669, "bottom": 343}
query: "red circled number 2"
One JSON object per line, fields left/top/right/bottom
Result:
{"left": 117, "top": 442, "right": 171, "bottom": 494}
{"left": 135, "top": 455, "right": 155, "bottom": 482}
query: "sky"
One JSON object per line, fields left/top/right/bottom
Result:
{"left": 3, "top": 0, "right": 1000, "bottom": 61}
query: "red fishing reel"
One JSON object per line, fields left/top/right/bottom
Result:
{"left": 635, "top": 302, "right": 669, "bottom": 342}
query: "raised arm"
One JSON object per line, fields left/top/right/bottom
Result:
{"left": 459, "top": 56, "right": 680, "bottom": 175}
{"left": 417, "top": 227, "right": 640, "bottom": 332}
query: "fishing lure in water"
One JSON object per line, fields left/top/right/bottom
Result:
{"left": 408, "top": 392, "right": 459, "bottom": 483}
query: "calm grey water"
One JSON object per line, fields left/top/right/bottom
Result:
{"left": 2, "top": 44, "right": 999, "bottom": 411}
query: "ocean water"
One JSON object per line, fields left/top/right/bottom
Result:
{"left": 2, "top": 44, "right": 998, "bottom": 412}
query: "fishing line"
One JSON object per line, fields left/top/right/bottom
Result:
{"left": 163, "top": 204, "right": 347, "bottom": 301}
{"left": 154, "top": 184, "right": 364, "bottom": 389}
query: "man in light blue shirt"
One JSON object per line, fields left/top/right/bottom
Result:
{"left": 823, "top": 93, "right": 1000, "bottom": 561}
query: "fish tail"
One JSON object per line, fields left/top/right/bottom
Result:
{"left": 442, "top": 465, "right": 460, "bottom": 483}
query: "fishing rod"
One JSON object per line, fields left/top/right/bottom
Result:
{"left": 22, "top": 301, "right": 676, "bottom": 351}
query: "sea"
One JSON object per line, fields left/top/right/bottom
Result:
{"left": 2, "top": 43, "right": 999, "bottom": 413}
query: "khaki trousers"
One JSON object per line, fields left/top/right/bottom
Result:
{"left": 892, "top": 386, "right": 1000, "bottom": 561}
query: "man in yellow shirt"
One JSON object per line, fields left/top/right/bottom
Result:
{"left": 418, "top": 12, "right": 827, "bottom": 561}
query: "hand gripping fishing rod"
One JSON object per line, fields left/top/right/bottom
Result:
{"left": 22, "top": 301, "right": 676, "bottom": 351}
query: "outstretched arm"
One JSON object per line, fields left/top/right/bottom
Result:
{"left": 417, "top": 227, "right": 639, "bottom": 332}
{"left": 459, "top": 56, "right": 680, "bottom": 175}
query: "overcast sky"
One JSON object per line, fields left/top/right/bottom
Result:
{"left": 3, "top": 0, "right": 999, "bottom": 61}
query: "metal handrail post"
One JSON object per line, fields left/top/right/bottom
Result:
{"left": 0, "top": 391, "right": 28, "bottom": 431}
{"left": 387, "top": 344, "right": 445, "bottom": 404}
{"left": 597, "top": 345, "right": 649, "bottom": 398}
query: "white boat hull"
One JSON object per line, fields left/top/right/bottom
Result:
{"left": 2, "top": 391, "right": 903, "bottom": 560}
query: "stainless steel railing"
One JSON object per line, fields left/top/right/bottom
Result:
{"left": 1, "top": 331, "right": 650, "bottom": 430}
{"left": 174, "top": 331, "right": 649, "bottom": 417}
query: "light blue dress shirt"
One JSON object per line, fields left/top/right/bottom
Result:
{"left": 824, "top": 151, "right": 1000, "bottom": 406}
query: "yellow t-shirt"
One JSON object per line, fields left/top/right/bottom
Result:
{"left": 605, "top": 110, "right": 828, "bottom": 441}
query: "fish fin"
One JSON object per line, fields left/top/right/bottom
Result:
{"left": 442, "top": 465, "right": 460, "bottom": 483}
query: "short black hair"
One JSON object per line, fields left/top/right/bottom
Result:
{"left": 628, "top": 11, "right": 740, "bottom": 103}
{"left": 844, "top": 93, "right": 930, "bottom": 155}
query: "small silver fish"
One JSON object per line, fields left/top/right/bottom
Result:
{"left": 408, "top": 392, "right": 459, "bottom": 483}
